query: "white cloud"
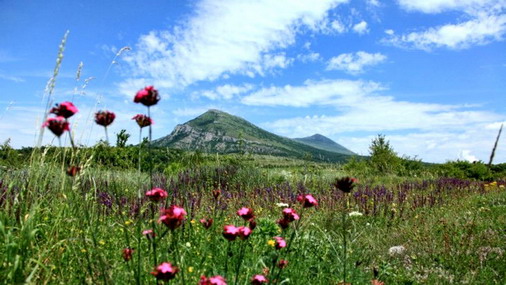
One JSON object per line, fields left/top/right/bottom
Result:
{"left": 368, "top": 0, "right": 380, "bottom": 7}
{"left": 297, "top": 52, "right": 321, "bottom": 63}
{"left": 391, "top": 0, "right": 506, "bottom": 50}
{"left": 199, "top": 84, "right": 254, "bottom": 100}
{"left": 460, "top": 150, "right": 479, "bottom": 162}
{"left": 331, "top": 20, "right": 347, "bottom": 33}
{"left": 386, "top": 14, "right": 506, "bottom": 50}
{"left": 241, "top": 79, "right": 385, "bottom": 107}
{"left": 326, "top": 51, "right": 387, "bottom": 74}
{"left": 339, "top": 127, "right": 505, "bottom": 163}
{"left": 121, "top": 0, "right": 348, "bottom": 94}
{"left": 0, "top": 72, "right": 25, "bottom": 83}
{"left": 397, "top": 0, "right": 504, "bottom": 14}
{"left": 352, "top": 21, "right": 369, "bottom": 34}
{"left": 240, "top": 79, "right": 504, "bottom": 161}
{"left": 385, "top": 29, "right": 395, "bottom": 35}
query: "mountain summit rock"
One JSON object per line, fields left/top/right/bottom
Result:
{"left": 152, "top": 109, "right": 354, "bottom": 162}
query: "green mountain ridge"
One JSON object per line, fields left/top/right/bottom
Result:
{"left": 152, "top": 109, "right": 354, "bottom": 162}
{"left": 294, "top": 134, "right": 355, "bottom": 156}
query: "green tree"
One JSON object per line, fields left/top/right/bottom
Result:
{"left": 116, "top": 129, "right": 131, "bottom": 147}
{"left": 368, "top": 134, "right": 400, "bottom": 174}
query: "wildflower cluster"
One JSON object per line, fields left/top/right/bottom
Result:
{"left": 44, "top": 101, "right": 77, "bottom": 137}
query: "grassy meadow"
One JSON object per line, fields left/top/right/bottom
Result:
{"left": 0, "top": 143, "right": 505, "bottom": 284}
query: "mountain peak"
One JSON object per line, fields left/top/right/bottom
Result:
{"left": 152, "top": 109, "right": 354, "bottom": 161}
{"left": 294, "top": 134, "right": 355, "bottom": 155}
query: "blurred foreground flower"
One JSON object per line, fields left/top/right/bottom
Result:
{"left": 134, "top": 86, "right": 160, "bottom": 107}
{"left": 274, "top": 236, "right": 286, "bottom": 249}
{"left": 277, "top": 259, "right": 288, "bottom": 269}
{"left": 132, "top": 114, "right": 153, "bottom": 128}
{"left": 199, "top": 275, "right": 227, "bottom": 285}
{"left": 237, "top": 207, "right": 254, "bottom": 221}
{"left": 142, "top": 229, "right": 155, "bottom": 239}
{"left": 238, "top": 226, "right": 252, "bottom": 240}
{"left": 95, "top": 110, "right": 116, "bottom": 127}
{"left": 122, "top": 248, "right": 134, "bottom": 261}
{"left": 43, "top": 116, "right": 70, "bottom": 137}
{"left": 159, "top": 205, "right": 187, "bottom": 230}
{"left": 251, "top": 274, "right": 268, "bottom": 284}
{"left": 145, "top": 188, "right": 168, "bottom": 202}
{"left": 50, "top": 101, "right": 78, "bottom": 118}
{"left": 282, "top": 208, "right": 300, "bottom": 221}
{"left": 66, "top": 165, "right": 80, "bottom": 177}
{"left": 297, "top": 194, "right": 318, "bottom": 208}
{"left": 223, "top": 225, "right": 239, "bottom": 241}
{"left": 151, "top": 262, "right": 178, "bottom": 281}
{"left": 200, "top": 218, "right": 213, "bottom": 229}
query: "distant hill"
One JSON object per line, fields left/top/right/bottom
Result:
{"left": 152, "top": 109, "right": 354, "bottom": 162}
{"left": 294, "top": 134, "right": 355, "bottom": 156}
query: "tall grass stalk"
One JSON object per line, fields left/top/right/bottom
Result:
{"left": 37, "top": 30, "right": 69, "bottom": 148}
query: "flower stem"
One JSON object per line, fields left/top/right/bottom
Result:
{"left": 234, "top": 241, "right": 247, "bottom": 285}
{"left": 104, "top": 126, "right": 109, "bottom": 145}
{"left": 148, "top": 107, "right": 153, "bottom": 190}
{"left": 342, "top": 194, "right": 348, "bottom": 284}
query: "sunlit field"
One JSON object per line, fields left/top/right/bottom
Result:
{"left": 2, "top": 1, "right": 506, "bottom": 284}
{"left": 1, "top": 84, "right": 505, "bottom": 283}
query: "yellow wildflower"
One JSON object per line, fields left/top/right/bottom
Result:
{"left": 267, "top": 240, "right": 276, "bottom": 247}
{"left": 188, "top": 267, "right": 194, "bottom": 273}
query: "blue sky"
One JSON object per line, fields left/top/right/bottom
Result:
{"left": 1, "top": 0, "right": 505, "bottom": 163}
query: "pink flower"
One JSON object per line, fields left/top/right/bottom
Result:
{"left": 142, "top": 229, "right": 155, "bottom": 239}
{"left": 200, "top": 218, "right": 213, "bottom": 229}
{"left": 199, "top": 275, "right": 227, "bottom": 285}
{"left": 145, "top": 188, "right": 168, "bottom": 202}
{"left": 237, "top": 207, "right": 254, "bottom": 221}
{"left": 297, "top": 194, "right": 318, "bottom": 208}
{"left": 238, "top": 226, "right": 252, "bottom": 240}
{"left": 274, "top": 236, "right": 286, "bottom": 250}
{"left": 66, "top": 165, "right": 81, "bottom": 177}
{"left": 95, "top": 110, "right": 116, "bottom": 127}
{"left": 277, "top": 259, "right": 288, "bottom": 269}
{"left": 43, "top": 116, "right": 70, "bottom": 137}
{"left": 132, "top": 114, "right": 153, "bottom": 128}
{"left": 122, "top": 248, "right": 134, "bottom": 261}
{"left": 50, "top": 101, "right": 78, "bottom": 118}
{"left": 151, "top": 262, "right": 178, "bottom": 281}
{"left": 282, "top": 208, "right": 300, "bottom": 222}
{"left": 223, "top": 225, "right": 239, "bottom": 241}
{"left": 159, "top": 206, "right": 187, "bottom": 230}
{"left": 134, "top": 86, "right": 160, "bottom": 107}
{"left": 251, "top": 274, "right": 268, "bottom": 284}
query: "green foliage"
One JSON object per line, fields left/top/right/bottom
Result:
{"left": 0, "top": 139, "right": 20, "bottom": 168}
{"left": 368, "top": 134, "right": 401, "bottom": 174}
{"left": 115, "top": 129, "right": 130, "bottom": 147}
{"left": 436, "top": 160, "right": 493, "bottom": 180}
